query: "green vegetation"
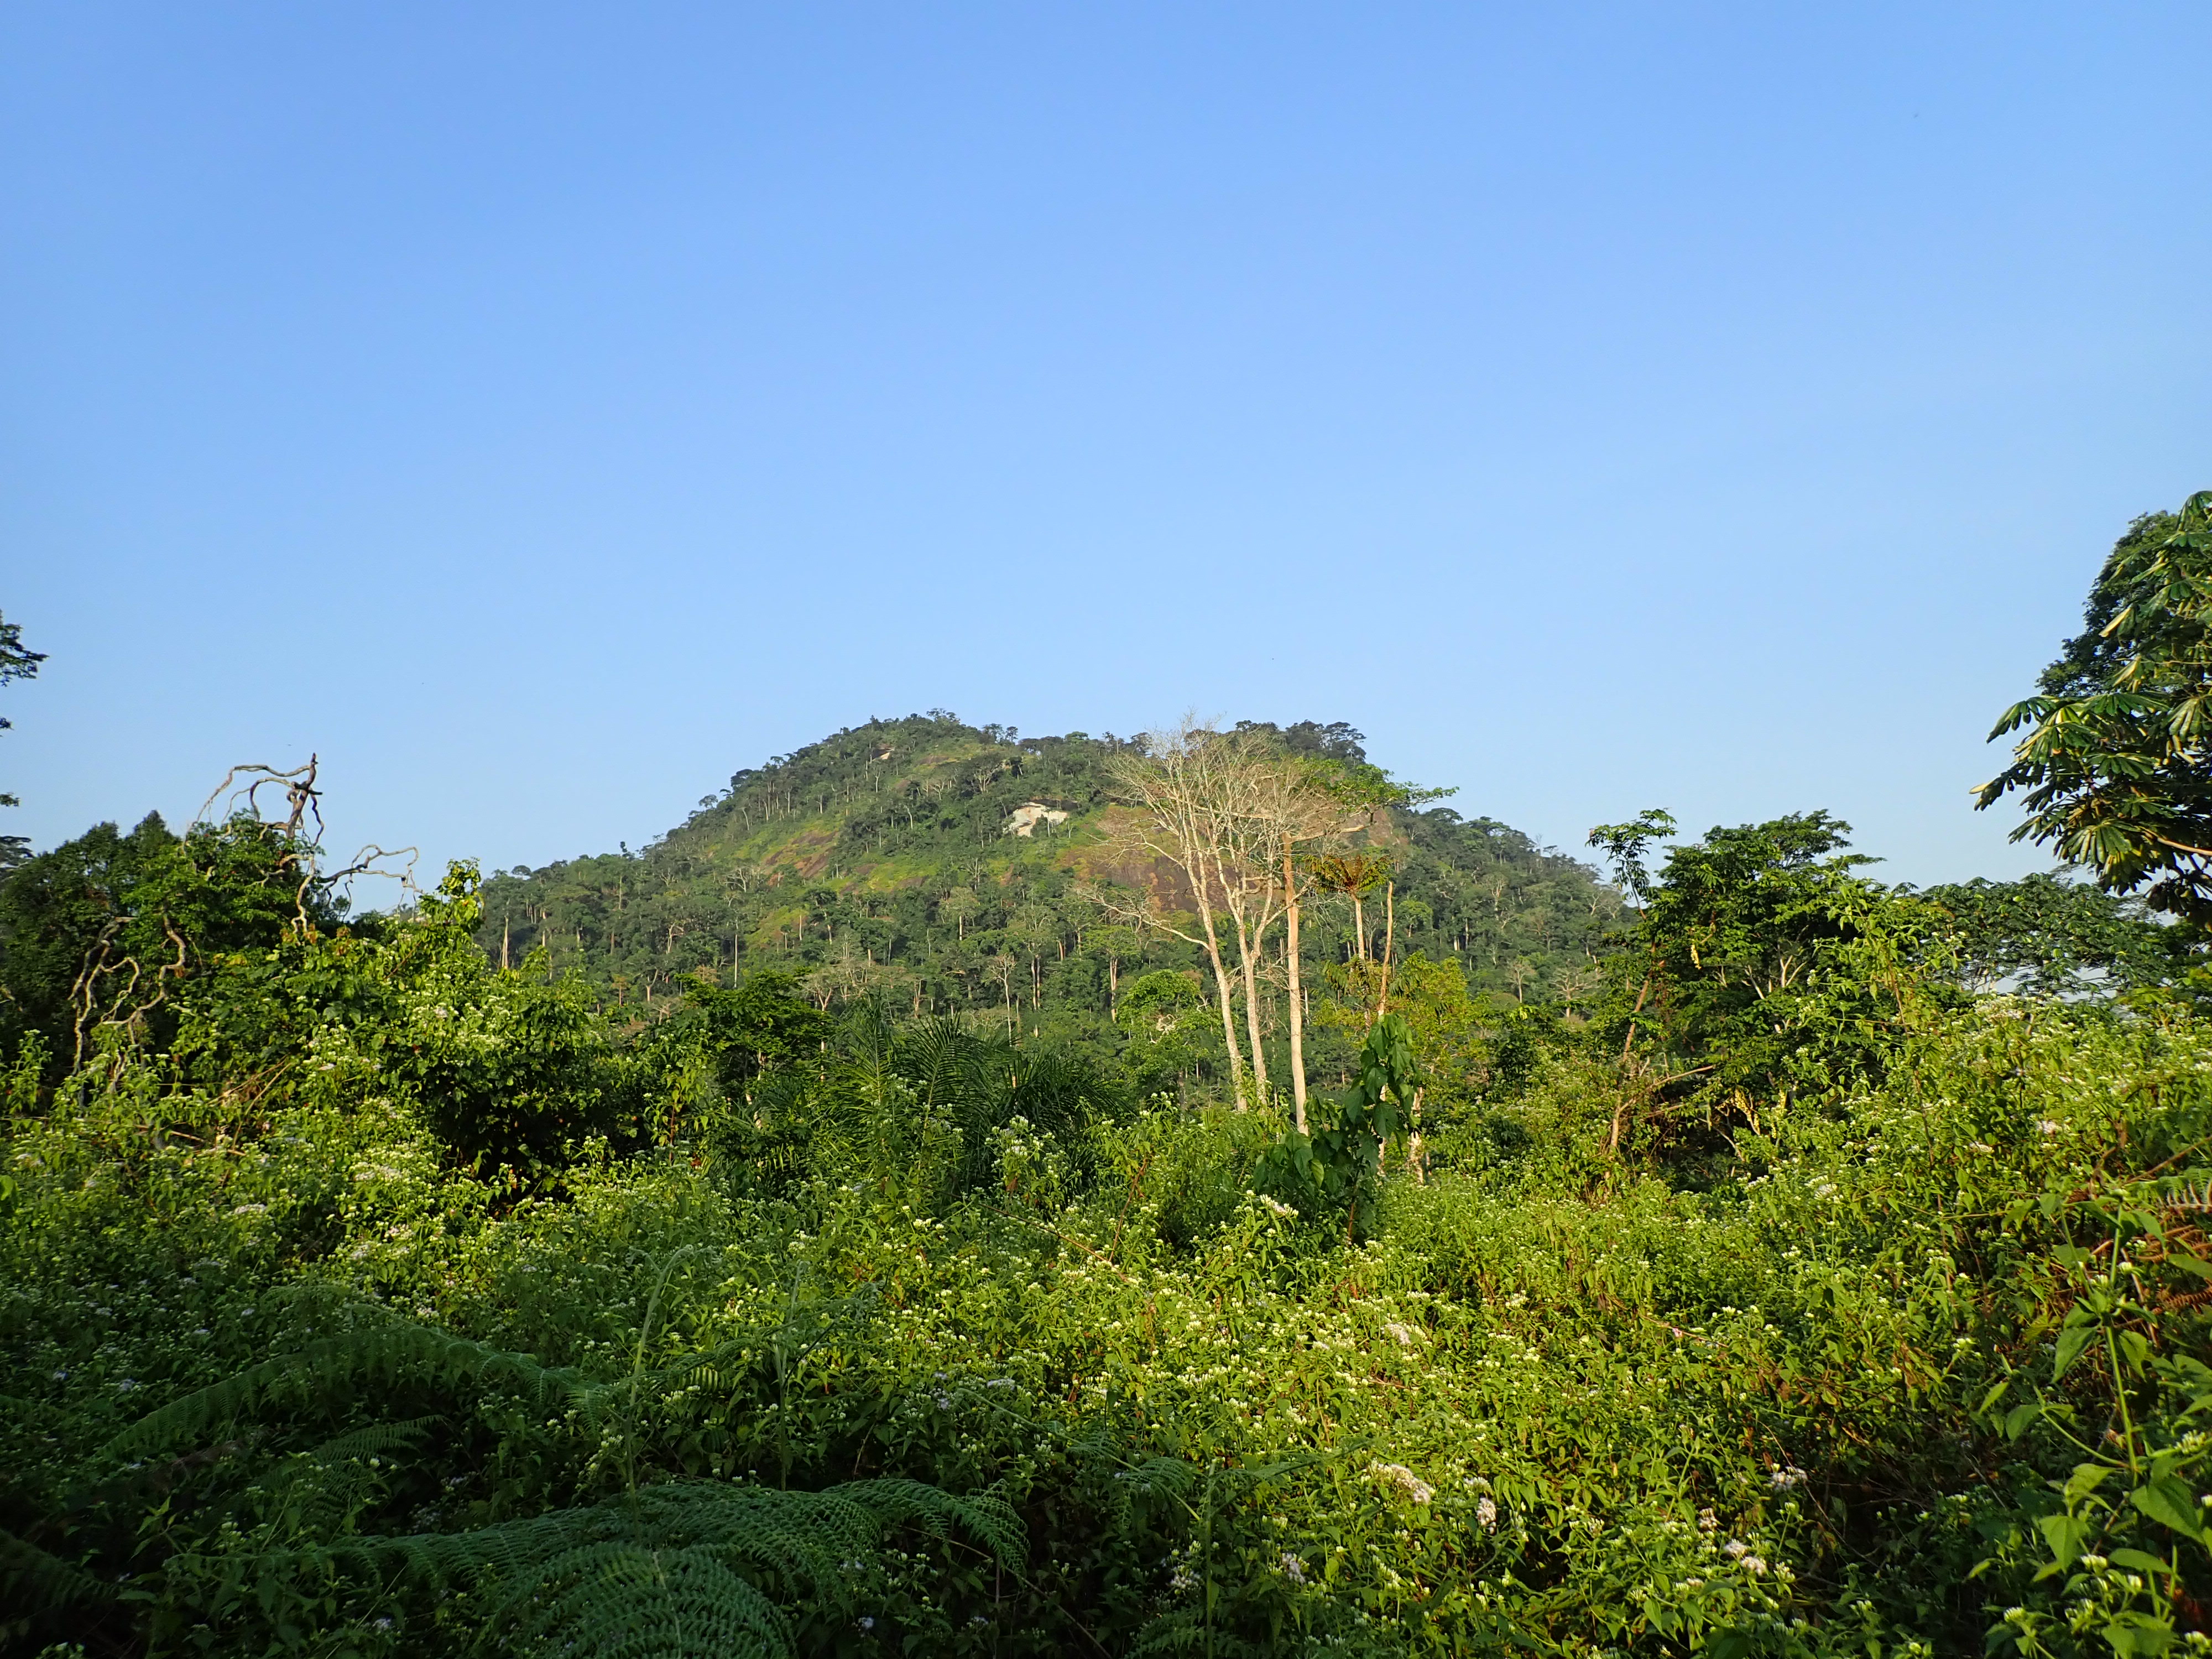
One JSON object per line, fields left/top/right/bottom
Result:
{"left": 7, "top": 495, "right": 2212, "bottom": 1656}
{"left": 1980, "top": 491, "right": 2212, "bottom": 925}
{"left": 469, "top": 716, "right": 1619, "bottom": 1095}
{"left": 0, "top": 610, "right": 46, "bottom": 873}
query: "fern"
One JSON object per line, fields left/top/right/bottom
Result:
{"left": 501, "top": 1543, "right": 789, "bottom": 1658}
{"left": 300, "top": 1416, "right": 437, "bottom": 1467}
{"left": 606, "top": 1280, "right": 883, "bottom": 1426}
{"left": 105, "top": 1310, "right": 848, "bottom": 1469}
{"left": 0, "top": 1526, "right": 116, "bottom": 1619}
{"left": 96, "top": 1316, "right": 1022, "bottom": 1655}
{"left": 320, "top": 1478, "right": 1020, "bottom": 1658}
{"left": 1125, "top": 1610, "right": 1209, "bottom": 1657}
{"left": 106, "top": 1321, "right": 588, "bottom": 1459}
{"left": 234, "top": 1417, "right": 444, "bottom": 1543}
{"left": 340, "top": 1477, "right": 1018, "bottom": 1594}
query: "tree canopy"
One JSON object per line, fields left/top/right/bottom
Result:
{"left": 0, "top": 609, "right": 46, "bottom": 870}
{"left": 1979, "top": 491, "right": 2212, "bottom": 922}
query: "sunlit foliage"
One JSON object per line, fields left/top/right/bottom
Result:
{"left": 3, "top": 790, "right": 2209, "bottom": 1657}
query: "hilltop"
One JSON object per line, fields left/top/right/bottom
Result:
{"left": 475, "top": 712, "right": 1621, "bottom": 1086}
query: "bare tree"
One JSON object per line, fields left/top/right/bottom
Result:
{"left": 1088, "top": 922, "right": 1142, "bottom": 1019}
{"left": 1100, "top": 718, "right": 1353, "bottom": 1118}
{"left": 1010, "top": 902, "right": 1062, "bottom": 1009}
{"left": 1207, "top": 750, "right": 1288, "bottom": 1106}
{"left": 1098, "top": 718, "right": 1257, "bottom": 1103}
{"left": 1243, "top": 758, "right": 1361, "bottom": 1133}
{"left": 984, "top": 951, "right": 1021, "bottom": 1036}
{"left": 1557, "top": 964, "right": 1604, "bottom": 1018}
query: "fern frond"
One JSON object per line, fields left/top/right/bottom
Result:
{"left": 107, "top": 1322, "right": 587, "bottom": 1459}
{"left": 233, "top": 1418, "right": 442, "bottom": 1540}
{"left": 620, "top": 1481, "right": 884, "bottom": 1590}
{"left": 0, "top": 1391, "right": 69, "bottom": 1427}
{"left": 330, "top": 1504, "right": 583, "bottom": 1595}
{"left": 586, "top": 1286, "right": 886, "bottom": 1429}
{"left": 345, "top": 1481, "right": 873, "bottom": 1598}
{"left": 0, "top": 1525, "right": 118, "bottom": 1614}
{"left": 305, "top": 1416, "right": 438, "bottom": 1467}
{"left": 1126, "top": 1608, "right": 1207, "bottom": 1656}
{"left": 1118, "top": 1455, "right": 1201, "bottom": 1500}
{"left": 830, "top": 1477, "right": 1025, "bottom": 1568}
{"left": 497, "top": 1542, "right": 789, "bottom": 1659}
{"left": 319, "top": 1476, "right": 1021, "bottom": 1657}
{"left": 581, "top": 1337, "right": 762, "bottom": 1426}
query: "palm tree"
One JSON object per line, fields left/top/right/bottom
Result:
{"left": 1309, "top": 853, "right": 1392, "bottom": 962}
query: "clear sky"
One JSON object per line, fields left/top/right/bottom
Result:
{"left": 5, "top": 4, "right": 2209, "bottom": 886}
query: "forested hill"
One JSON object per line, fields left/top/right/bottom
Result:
{"left": 475, "top": 713, "right": 1621, "bottom": 1077}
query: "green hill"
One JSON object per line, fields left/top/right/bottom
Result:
{"left": 476, "top": 713, "right": 1621, "bottom": 1086}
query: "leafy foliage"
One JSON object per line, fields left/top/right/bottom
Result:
{"left": 1582, "top": 810, "right": 1946, "bottom": 1150}
{"left": 12, "top": 664, "right": 2212, "bottom": 1651}
{"left": 1921, "top": 872, "right": 2179, "bottom": 998}
{"left": 0, "top": 811, "right": 348, "bottom": 1077}
{"left": 0, "top": 608, "right": 45, "bottom": 871}
{"left": 1259, "top": 1014, "right": 1419, "bottom": 1237}
{"left": 1979, "top": 491, "right": 2212, "bottom": 923}
{"left": 342, "top": 1475, "right": 1018, "bottom": 1659}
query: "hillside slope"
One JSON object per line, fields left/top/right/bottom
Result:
{"left": 476, "top": 713, "right": 1621, "bottom": 1084}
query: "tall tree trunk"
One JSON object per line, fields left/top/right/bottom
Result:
{"left": 1212, "top": 843, "right": 1270, "bottom": 1103}
{"left": 1285, "top": 846, "right": 1308, "bottom": 1134}
{"left": 1237, "top": 926, "right": 1269, "bottom": 1104}
{"left": 1194, "top": 896, "right": 1248, "bottom": 1106}
{"left": 1377, "top": 881, "right": 1396, "bottom": 1021}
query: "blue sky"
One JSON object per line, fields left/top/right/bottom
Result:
{"left": 5, "top": 4, "right": 2209, "bottom": 886}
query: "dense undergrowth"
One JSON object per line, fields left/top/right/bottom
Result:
{"left": 5, "top": 831, "right": 2212, "bottom": 1657}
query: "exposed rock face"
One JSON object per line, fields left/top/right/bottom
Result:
{"left": 1003, "top": 801, "right": 1070, "bottom": 838}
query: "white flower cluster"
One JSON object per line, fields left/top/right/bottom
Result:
{"left": 1370, "top": 1462, "right": 1434, "bottom": 1505}
{"left": 1721, "top": 1537, "right": 1769, "bottom": 1574}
